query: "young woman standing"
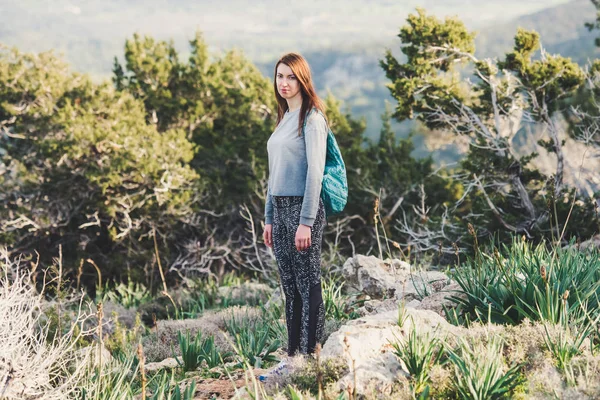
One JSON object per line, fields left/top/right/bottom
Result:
{"left": 262, "top": 52, "right": 329, "bottom": 368}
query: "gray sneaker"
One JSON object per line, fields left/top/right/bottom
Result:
{"left": 258, "top": 360, "right": 289, "bottom": 382}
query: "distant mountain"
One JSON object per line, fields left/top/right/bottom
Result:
{"left": 477, "top": 0, "right": 598, "bottom": 64}
{"left": 0, "top": 0, "right": 574, "bottom": 79}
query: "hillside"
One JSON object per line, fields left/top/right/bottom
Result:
{"left": 1, "top": 0, "right": 597, "bottom": 144}
{"left": 0, "top": 0, "right": 574, "bottom": 78}
{"left": 477, "top": 0, "right": 598, "bottom": 64}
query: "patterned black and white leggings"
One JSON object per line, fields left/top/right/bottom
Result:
{"left": 272, "top": 195, "right": 326, "bottom": 356}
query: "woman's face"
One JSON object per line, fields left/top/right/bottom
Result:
{"left": 276, "top": 63, "right": 301, "bottom": 101}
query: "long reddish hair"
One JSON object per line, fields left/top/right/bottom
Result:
{"left": 273, "top": 53, "right": 327, "bottom": 136}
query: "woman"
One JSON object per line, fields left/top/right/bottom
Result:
{"left": 262, "top": 52, "right": 329, "bottom": 371}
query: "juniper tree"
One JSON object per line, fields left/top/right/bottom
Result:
{"left": 0, "top": 45, "right": 199, "bottom": 282}
{"left": 381, "top": 9, "right": 599, "bottom": 253}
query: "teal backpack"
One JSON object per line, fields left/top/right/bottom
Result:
{"left": 302, "top": 108, "right": 348, "bottom": 217}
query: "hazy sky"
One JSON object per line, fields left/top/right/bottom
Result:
{"left": 1, "top": 0, "right": 576, "bottom": 70}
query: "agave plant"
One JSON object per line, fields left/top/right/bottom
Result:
{"left": 172, "top": 330, "right": 203, "bottom": 372}
{"left": 447, "top": 336, "right": 523, "bottom": 400}
{"left": 391, "top": 320, "right": 443, "bottom": 394}
{"left": 199, "top": 334, "right": 232, "bottom": 368}
{"left": 448, "top": 237, "right": 600, "bottom": 326}
{"left": 147, "top": 371, "right": 197, "bottom": 400}
{"left": 233, "top": 327, "right": 280, "bottom": 368}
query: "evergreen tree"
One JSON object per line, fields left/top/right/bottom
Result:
{"left": 381, "top": 9, "right": 598, "bottom": 250}
{"left": 0, "top": 46, "right": 199, "bottom": 282}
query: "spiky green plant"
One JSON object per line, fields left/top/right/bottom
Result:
{"left": 322, "top": 277, "right": 360, "bottom": 321}
{"left": 224, "top": 308, "right": 281, "bottom": 368}
{"left": 448, "top": 237, "right": 600, "bottom": 325}
{"left": 199, "top": 334, "right": 232, "bottom": 368}
{"left": 446, "top": 336, "right": 523, "bottom": 400}
{"left": 391, "top": 321, "right": 443, "bottom": 394}
{"left": 147, "top": 371, "right": 197, "bottom": 400}
{"left": 79, "top": 355, "right": 139, "bottom": 400}
{"left": 172, "top": 330, "right": 231, "bottom": 371}
{"left": 542, "top": 303, "right": 600, "bottom": 385}
{"left": 105, "top": 280, "right": 151, "bottom": 309}
{"left": 172, "top": 330, "right": 203, "bottom": 372}
{"left": 233, "top": 327, "right": 280, "bottom": 368}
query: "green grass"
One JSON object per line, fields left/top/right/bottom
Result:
{"left": 322, "top": 277, "right": 361, "bottom": 321}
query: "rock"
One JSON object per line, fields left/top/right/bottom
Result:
{"left": 357, "top": 298, "right": 399, "bottom": 316}
{"left": 321, "top": 308, "right": 456, "bottom": 396}
{"left": 342, "top": 255, "right": 451, "bottom": 302}
{"left": 74, "top": 344, "right": 115, "bottom": 368}
{"left": 405, "top": 299, "right": 422, "bottom": 308}
{"left": 416, "top": 282, "right": 465, "bottom": 317}
{"left": 399, "top": 270, "right": 450, "bottom": 301}
{"left": 577, "top": 235, "right": 600, "bottom": 251}
{"left": 145, "top": 357, "right": 180, "bottom": 372}
{"left": 342, "top": 255, "right": 410, "bottom": 299}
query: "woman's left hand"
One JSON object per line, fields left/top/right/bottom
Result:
{"left": 295, "top": 224, "right": 312, "bottom": 251}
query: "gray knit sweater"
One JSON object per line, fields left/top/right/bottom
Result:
{"left": 265, "top": 107, "right": 328, "bottom": 227}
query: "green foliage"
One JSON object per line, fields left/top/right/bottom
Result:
{"left": 446, "top": 336, "right": 523, "bottom": 400}
{"left": 381, "top": 8, "right": 599, "bottom": 249}
{"left": 380, "top": 8, "right": 475, "bottom": 123}
{"left": 79, "top": 356, "right": 139, "bottom": 400}
{"left": 172, "top": 330, "right": 203, "bottom": 372}
{"left": 500, "top": 29, "right": 585, "bottom": 110}
{"left": 105, "top": 281, "right": 151, "bottom": 309}
{"left": 105, "top": 313, "right": 144, "bottom": 357}
{"left": 0, "top": 45, "right": 200, "bottom": 281}
{"left": 542, "top": 308, "right": 600, "bottom": 385}
{"left": 172, "top": 329, "right": 231, "bottom": 372}
{"left": 114, "top": 31, "right": 276, "bottom": 209}
{"left": 175, "top": 278, "right": 220, "bottom": 319}
{"left": 328, "top": 98, "right": 460, "bottom": 257}
{"left": 391, "top": 322, "right": 443, "bottom": 394}
{"left": 198, "top": 334, "right": 233, "bottom": 369}
{"left": 225, "top": 312, "right": 280, "bottom": 368}
{"left": 322, "top": 277, "right": 360, "bottom": 321}
{"left": 147, "top": 371, "right": 197, "bottom": 400}
{"left": 448, "top": 237, "right": 600, "bottom": 325}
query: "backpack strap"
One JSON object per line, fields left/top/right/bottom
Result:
{"left": 302, "top": 107, "right": 327, "bottom": 134}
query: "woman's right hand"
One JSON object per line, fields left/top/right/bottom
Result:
{"left": 263, "top": 224, "right": 273, "bottom": 248}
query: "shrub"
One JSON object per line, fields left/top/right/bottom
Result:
{"left": 0, "top": 250, "right": 94, "bottom": 399}
{"left": 290, "top": 357, "right": 348, "bottom": 396}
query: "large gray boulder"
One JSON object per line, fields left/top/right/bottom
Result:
{"left": 342, "top": 255, "right": 410, "bottom": 299}
{"left": 342, "top": 255, "right": 451, "bottom": 303}
{"left": 321, "top": 308, "right": 457, "bottom": 396}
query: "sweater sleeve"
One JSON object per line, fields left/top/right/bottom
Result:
{"left": 265, "top": 183, "right": 273, "bottom": 225}
{"left": 299, "top": 112, "right": 328, "bottom": 227}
